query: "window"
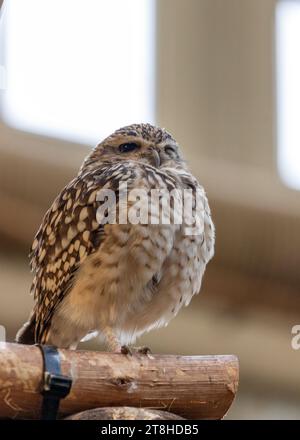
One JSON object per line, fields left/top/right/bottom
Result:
{"left": 0, "top": 65, "right": 5, "bottom": 91}
{"left": 1, "top": 0, "right": 155, "bottom": 145}
{"left": 276, "top": 0, "right": 300, "bottom": 190}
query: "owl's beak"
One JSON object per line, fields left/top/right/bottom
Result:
{"left": 150, "top": 148, "right": 161, "bottom": 167}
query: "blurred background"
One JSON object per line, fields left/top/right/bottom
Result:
{"left": 0, "top": 0, "right": 300, "bottom": 419}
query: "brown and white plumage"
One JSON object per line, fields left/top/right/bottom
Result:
{"left": 16, "top": 123, "right": 214, "bottom": 351}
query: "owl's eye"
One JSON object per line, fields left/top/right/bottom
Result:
{"left": 165, "top": 145, "right": 177, "bottom": 157}
{"left": 119, "top": 142, "right": 139, "bottom": 153}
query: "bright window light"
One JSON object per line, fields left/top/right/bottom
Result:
{"left": 276, "top": 0, "right": 300, "bottom": 190}
{"left": 1, "top": 0, "right": 155, "bottom": 145}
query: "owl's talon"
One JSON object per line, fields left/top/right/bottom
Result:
{"left": 121, "top": 345, "right": 152, "bottom": 356}
{"left": 135, "top": 346, "right": 152, "bottom": 355}
{"left": 121, "top": 345, "right": 133, "bottom": 356}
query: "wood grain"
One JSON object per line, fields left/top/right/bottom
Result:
{"left": 64, "top": 407, "right": 185, "bottom": 420}
{"left": 0, "top": 342, "right": 238, "bottom": 420}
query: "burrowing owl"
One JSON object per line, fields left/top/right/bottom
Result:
{"left": 16, "top": 123, "right": 214, "bottom": 352}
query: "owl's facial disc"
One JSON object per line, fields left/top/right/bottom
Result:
{"left": 87, "top": 124, "right": 185, "bottom": 171}
{"left": 115, "top": 133, "right": 180, "bottom": 163}
{"left": 99, "top": 137, "right": 180, "bottom": 168}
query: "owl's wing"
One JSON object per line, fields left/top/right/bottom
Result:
{"left": 30, "top": 162, "right": 138, "bottom": 342}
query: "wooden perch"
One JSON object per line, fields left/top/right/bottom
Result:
{"left": 64, "top": 407, "right": 185, "bottom": 420}
{"left": 0, "top": 342, "right": 238, "bottom": 420}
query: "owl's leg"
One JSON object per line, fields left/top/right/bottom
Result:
{"left": 102, "top": 327, "right": 122, "bottom": 352}
{"left": 101, "top": 328, "right": 152, "bottom": 355}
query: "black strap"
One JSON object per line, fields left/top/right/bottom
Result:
{"left": 36, "top": 345, "right": 72, "bottom": 420}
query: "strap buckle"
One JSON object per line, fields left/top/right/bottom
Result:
{"left": 43, "top": 371, "right": 72, "bottom": 397}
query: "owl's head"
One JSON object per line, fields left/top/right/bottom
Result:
{"left": 83, "top": 123, "right": 186, "bottom": 171}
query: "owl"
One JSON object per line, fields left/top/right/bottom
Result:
{"left": 16, "top": 123, "right": 215, "bottom": 353}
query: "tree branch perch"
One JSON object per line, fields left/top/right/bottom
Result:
{"left": 0, "top": 342, "right": 238, "bottom": 419}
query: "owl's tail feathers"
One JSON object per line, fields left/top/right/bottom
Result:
{"left": 15, "top": 311, "right": 36, "bottom": 345}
